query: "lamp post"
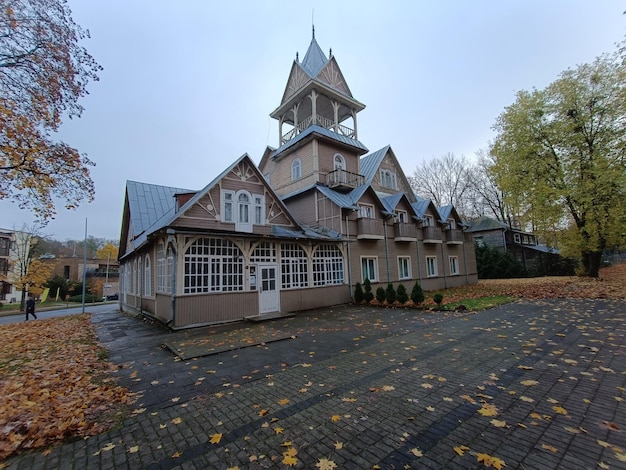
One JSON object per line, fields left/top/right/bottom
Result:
{"left": 104, "top": 252, "right": 110, "bottom": 300}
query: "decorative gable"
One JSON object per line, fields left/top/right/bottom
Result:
{"left": 317, "top": 57, "right": 352, "bottom": 97}
{"left": 281, "top": 63, "right": 311, "bottom": 104}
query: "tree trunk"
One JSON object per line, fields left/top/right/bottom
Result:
{"left": 581, "top": 250, "right": 602, "bottom": 278}
{"left": 19, "top": 286, "right": 27, "bottom": 311}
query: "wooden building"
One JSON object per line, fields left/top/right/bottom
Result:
{"left": 118, "top": 32, "right": 477, "bottom": 329}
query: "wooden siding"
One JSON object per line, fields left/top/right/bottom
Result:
{"left": 280, "top": 285, "right": 350, "bottom": 312}
{"left": 283, "top": 192, "right": 318, "bottom": 226}
{"left": 155, "top": 293, "right": 171, "bottom": 323}
{"left": 173, "top": 291, "right": 258, "bottom": 328}
{"left": 317, "top": 141, "right": 360, "bottom": 175}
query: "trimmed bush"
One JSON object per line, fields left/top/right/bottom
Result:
{"left": 363, "top": 278, "right": 374, "bottom": 302}
{"left": 433, "top": 293, "right": 444, "bottom": 305}
{"left": 411, "top": 281, "right": 425, "bottom": 305}
{"left": 354, "top": 282, "right": 364, "bottom": 303}
{"left": 68, "top": 294, "right": 104, "bottom": 303}
{"left": 375, "top": 286, "right": 386, "bottom": 303}
{"left": 385, "top": 283, "right": 396, "bottom": 304}
{"left": 396, "top": 284, "right": 408, "bottom": 304}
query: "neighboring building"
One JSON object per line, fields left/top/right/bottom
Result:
{"left": 42, "top": 256, "right": 120, "bottom": 299}
{"left": 466, "top": 215, "right": 561, "bottom": 272}
{"left": 0, "top": 228, "right": 29, "bottom": 304}
{"left": 117, "top": 32, "right": 478, "bottom": 329}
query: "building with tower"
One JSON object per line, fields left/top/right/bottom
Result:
{"left": 117, "top": 32, "right": 478, "bottom": 329}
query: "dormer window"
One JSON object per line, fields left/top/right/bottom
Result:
{"left": 380, "top": 169, "right": 397, "bottom": 190}
{"left": 423, "top": 215, "right": 434, "bottom": 227}
{"left": 291, "top": 158, "right": 301, "bottom": 181}
{"left": 447, "top": 218, "right": 456, "bottom": 230}
{"left": 395, "top": 210, "right": 408, "bottom": 223}
{"left": 358, "top": 203, "right": 374, "bottom": 218}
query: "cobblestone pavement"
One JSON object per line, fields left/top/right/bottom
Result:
{"left": 5, "top": 299, "right": 626, "bottom": 469}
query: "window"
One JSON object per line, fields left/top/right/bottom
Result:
{"left": 281, "top": 243, "right": 309, "bottom": 289}
{"left": 380, "top": 169, "right": 397, "bottom": 190}
{"left": 423, "top": 215, "right": 434, "bottom": 227}
{"left": 358, "top": 203, "right": 374, "bottom": 219}
{"left": 132, "top": 259, "right": 138, "bottom": 294}
{"left": 0, "top": 258, "right": 8, "bottom": 276}
{"left": 144, "top": 256, "right": 152, "bottom": 296}
{"left": 447, "top": 219, "right": 456, "bottom": 230}
{"left": 238, "top": 192, "right": 250, "bottom": 225}
{"left": 264, "top": 173, "right": 271, "bottom": 184}
{"left": 361, "top": 257, "right": 378, "bottom": 282}
{"left": 513, "top": 233, "right": 521, "bottom": 244}
{"left": 334, "top": 154, "right": 346, "bottom": 171}
{"left": 254, "top": 196, "right": 264, "bottom": 225}
{"left": 157, "top": 242, "right": 168, "bottom": 293}
{"left": 426, "top": 256, "right": 438, "bottom": 277}
{"left": 291, "top": 158, "right": 301, "bottom": 181}
{"left": 183, "top": 238, "right": 244, "bottom": 293}
{"left": 395, "top": 210, "right": 408, "bottom": 223}
{"left": 63, "top": 265, "right": 70, "bottom": 280}
{"left": 398, "top": 257, "right": 411, "bottom": 280}
{"left": 449, "top": 256, "right": 459, "bottom": 275}
{"left": 313, "top": 245, "right": 344, "bottom": 286}
{"left": 251, "top": 242, "right": 276, "bottom": 263}
{"left": 222, "top": 190, "right": 234, "bottom": 222}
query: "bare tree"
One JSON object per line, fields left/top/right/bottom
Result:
{"left": 465, "top": 148, "right": 508, "bottom": 222}
{"left": 408, "top": 153, "right": 474, "bottom": 218}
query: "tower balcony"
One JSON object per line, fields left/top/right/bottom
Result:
{"left": 326, "top": 169, "right": 364, "bottom": 192}
{"left": 280, "top": 114, "right": 356, "bottom": 145}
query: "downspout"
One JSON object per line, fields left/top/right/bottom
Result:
{"left": 415, "top": 218, "right": 423, "bottom": 285}
{"left": 462, "top": 230, "right": 469, "bottom": 284}
{"left": 440, "top": 240, "right": 448, "bottom": 289}
{"left": 345, "top": 213, "right": 353, "bottom": 300}
{"left": 383, "top": 218, "right": 391, "bottom": 283}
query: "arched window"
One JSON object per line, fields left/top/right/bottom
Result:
{"left": 334, "top": 154, "right": 346, "bottom": 171}
{"left": 144, "top": 255, "right": 152, "bottom": 296}
{"left": 236, "top": 191, "right": 251, "bottom": 232}
{"left": 291, "top": 158, "right": 301, "bottom": 181}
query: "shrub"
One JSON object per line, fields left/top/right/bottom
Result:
{"left": 475, "top": 242, "right": 525, "bottom": 279}
{"left": 385, "top": 283, "right": 396, "bottom": 304}
{"left": 411, "top": 281, "right": 425, "bottom": 305}
{"left": 375, "top": 286, "right": 386, "bottom": 303}
{"left": 433, "top": 293, "right": 444, "bottom": 305}
{"left": 396, "top": 284, "right": 408, "bottom": 304}
{"left": 354, "top": 282, "right": 364, "bottom": 303}
{"left": 363, "top": 278, "right": 374, "bottom": 302}
{"left": 67, "top": 294, "right": 104, "bottom": 303}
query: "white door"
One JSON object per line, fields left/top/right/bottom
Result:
{"left": 259, "top": 264, "right": 280, "bottom": 314}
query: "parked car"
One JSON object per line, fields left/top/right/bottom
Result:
{"left": 105, "top": 293, "right": 119, "bottom": 301}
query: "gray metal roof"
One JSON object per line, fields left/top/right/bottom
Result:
{"left": 465, "top": 215, "right": 508, "bottom": 233}
{"left": 437, "top": 204, "right": 453, "bottom": 221}
{"left": 379, "top": 193, "right": 403, "bottom": 212}
{"left": 126, "top": 180, "right": 192, "bottom": 247}
{"left": 271, "top": 125, "right": 368, "bottom": 159}
{"left": 300, "top": 36, "right": 327, "bottom": 77}
{"left": 359, "top": 145, "right": 390, "bottom": 183}
{"left": 411, "top": 197, "right": 432, "bottom": 218}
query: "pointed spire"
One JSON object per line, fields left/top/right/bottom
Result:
{"left": 296, "top": 52, "right": 299, "bottom": 62}
{"left": 329, "top": 48, "right": 332, "bottom": 58}
{"left": 312, "top": 24, "right": 315, "bottom": 39}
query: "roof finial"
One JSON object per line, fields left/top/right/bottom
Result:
{"left": 312, "top": 9, "right": 315, "bottom": 39}
{"left": 296, "top": 51, "right": 299, "bottom": 62}
{"left": 312, "top": 24, "right": 315, "bottom": 40}
{"left": 329, "top": 48, "right": 332, "bottom": 57}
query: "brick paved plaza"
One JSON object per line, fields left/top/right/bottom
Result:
{"left": 5, "top": 299, "right": 626, "bottom": 469}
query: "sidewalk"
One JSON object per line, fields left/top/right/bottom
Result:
{"left": 4, "top": 299, "right": 626, "bottom": 469}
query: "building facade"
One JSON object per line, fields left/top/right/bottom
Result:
{"left": 117, "top": 33, "right": 477, "bottom": 329}
{"left": 0, "top": 228, "right": 29, "bottom": 304}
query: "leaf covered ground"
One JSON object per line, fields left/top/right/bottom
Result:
{"left": 0, "top": 264, "right": 624, "bottom": 462}
{"left": 0, "top": 314, "right": 134, "bottom": 460}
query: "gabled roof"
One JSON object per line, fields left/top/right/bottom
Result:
{"left": 301, "top": 34, "right": 327, "bottom": 77}
{"left": 411, "top": 196, "right": 438, "bottom": 219}
{"left": 124, "top": 180, "right": 192, "bottom": 250}
{"left": 270, "top": 124, "right": 368, "bottom": 159}
{"left": 379, "top": 193, "right": 403, "bottom": 213}
{"left": 465, "top": 215, "right": 509, "bottom": 233}
{"left": 359, "top": 146, "right": 390, "bottom": 183}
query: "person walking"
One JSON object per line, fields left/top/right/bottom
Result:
{"left": 25, "top": 296, "right": 37, "bottom": 321}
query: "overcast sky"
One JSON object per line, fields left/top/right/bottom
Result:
{"left": 1, "top": 1, "right": 623, "bottom": 241}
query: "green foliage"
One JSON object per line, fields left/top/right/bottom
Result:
{"left": 433, "top": 293, "right": 444, "bottom": 305}
{"left": 375, "top": 286, "right": 386, "bottom": 303}
{"left": 385, "top": 283, "right": 396, "bottom": 304}
{"left": 475, "top": 243, "right": 526, "bottom": 279}
{"left": 363, "top": 278, "right": 374, "bottom": 302}
{"left": 490, "top": 52, "right": 626, "bottom": 277}
{"left": 354, "top": 282, "right": 364, "bottom": 303}
{"left": 45, "top": 275, "right": 70, "bottom": 300}
{"left": 396, "top": 284, "right": 409, "bottom": 304}
{"left": 67, "top": 294, "right": 103, "bottom": 303}
{"left": 411, "top": 281, "right": 425, "bottom": 305}
{"left": 528, "top": 253, "right": 578, "bottom": 277}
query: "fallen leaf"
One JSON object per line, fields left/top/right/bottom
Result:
{"left": 490, "top": 419, "right": 507, "bottom": 428}
{"left": 552, "top": 406, "right": 568, "bottom": 415}
{"left": 210, "top": 433, "right": 223, "bottom": 444}
{"left": 331, "top": 415, "right": 341, "bottom": 422}
{"left": 171, "top": 417, "right": 183, "bottom": 425}
{"left": 335, "top": 441, "right": 343, "bottom": 449}
{"left": 454, "top": 445, "right": 470, "bottom": 456}
{"left": 478, "top": 404, "right": 498, "bottom": 417}
{"left": 278, "top": 398, "right": 290, "bottom": 405}
{"left": 521, "top": 380, "right": 539, "bottom": 386}
{"left": 410, "top": 448, "right": 423, "bottom": 457}
{"left": 315, "top": 457, "right": 338, "bottom": 470}
{"left": 541, "top": 444, "right": 558, "bottom": 453}
{"left": 128, "top": 446, "right": 139, "bottom": 453}
{"left": 171, "top": 451, "right": 182, "bottom": 458}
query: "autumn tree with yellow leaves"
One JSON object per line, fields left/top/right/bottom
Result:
{"left": 0, "top": 0, "right": 102, "bottom": 221}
